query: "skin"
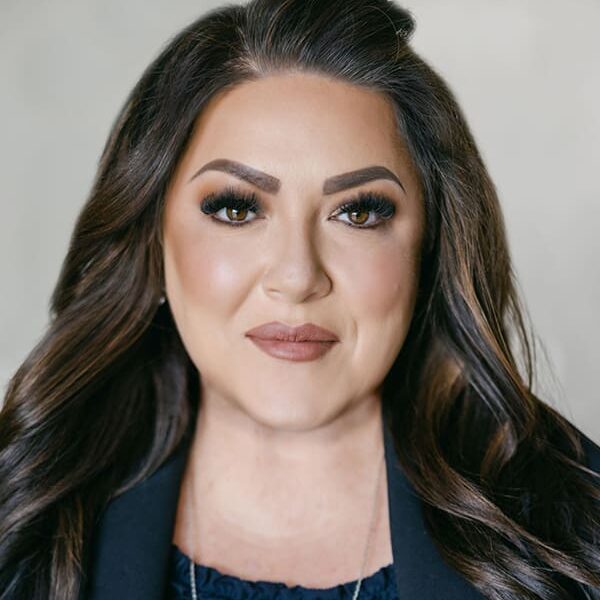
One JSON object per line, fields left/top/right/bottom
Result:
{"left": 163, "top": 71, "right": 425, "bottom": 587}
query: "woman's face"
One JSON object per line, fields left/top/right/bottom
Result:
{"left": 162, "top": 72, "right": 424, "bottom": 430}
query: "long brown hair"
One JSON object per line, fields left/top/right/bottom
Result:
{"left": 1, "top": 1, "right": 598, "bottom": 598}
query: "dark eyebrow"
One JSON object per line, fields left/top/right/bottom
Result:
{"left": 188, "top": 159, "right": 405, "bottom": 195}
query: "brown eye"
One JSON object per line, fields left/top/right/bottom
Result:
{"left": 225, "top": 207, "right": 249, "bottom": 222}
{"left": 348, "top": 210, "right": 369, "bottom": 225}
{"left": 333, "top": 192, "right": 397, "bottom": 229}
{"left": 200, "top": 186, "right": 261, "bottom": 227}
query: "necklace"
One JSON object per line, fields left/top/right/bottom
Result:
{"left": 187, "top": 450, "right": 385, "bottom": 600}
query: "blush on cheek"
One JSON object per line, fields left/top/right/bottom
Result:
{"left": 168, "top": 234, "right": 252, "bottom": 312}
{"left": 353, "top": 249, "right": 420, "bottom": 317}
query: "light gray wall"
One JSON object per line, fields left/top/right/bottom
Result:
{"left": 1, "top": 0, "right": 598, "bottom": 442}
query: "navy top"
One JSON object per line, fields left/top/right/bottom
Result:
{"left": 166, "top": 544, "right": 398, "bottom": 599}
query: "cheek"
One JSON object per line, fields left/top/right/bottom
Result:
{"left": 163, "top": 212, "right": 251, "bottom": 314}
{"left": 163, "top": 220, "right": 261, "bottom": 389}
{"left": 162, "top": 210, "right": 260, "bottom": 369}
{"left": 339, "top": 238, "right": 421, "bottom": 319}
{"left": 336, "top": 236, "right": 421, "bottom": 382}
{"left": 168, "top": 239, "right": 243, "bottom": 307}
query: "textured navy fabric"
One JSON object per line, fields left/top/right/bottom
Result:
{"left": 166, "top": 544, "right": 398, "bottom": 599}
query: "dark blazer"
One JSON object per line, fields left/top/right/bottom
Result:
{"left": 82, "top": 418, "right": 600, "bottom": 599}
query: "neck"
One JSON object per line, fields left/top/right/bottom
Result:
{"left": 190, "top": 388, "right": 385, "bottom": 492}
{"left": 174, "top": 389, "right": 389, "bottom": 558}
{"left": 173, "top": 396, "right": 392, "bottom": 587}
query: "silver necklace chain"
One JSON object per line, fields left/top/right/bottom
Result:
{"left": 188, "top": 450, "right": 385, "bottom": 600}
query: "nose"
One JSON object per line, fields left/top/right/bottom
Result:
{"left": 261, "top": 219, "right": 332, "bottom": 304}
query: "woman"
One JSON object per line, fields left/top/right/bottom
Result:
{"left": 0, "top": 0, "right": 598, "bottom": 598}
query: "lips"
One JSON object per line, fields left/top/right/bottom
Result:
{"left": 245, "top": 321, "right": 339, "bottom": 362}
{"left": 245, "top": 321, "right": 339, "bottom": 342}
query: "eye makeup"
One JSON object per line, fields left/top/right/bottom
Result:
{"left": 199, "top": 185, "right": 397, "bottom": 230}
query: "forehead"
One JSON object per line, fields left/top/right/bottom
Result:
{"left": 175, "top": 72, "right": 416, "bottom": 191}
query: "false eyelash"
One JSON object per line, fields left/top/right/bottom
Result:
{"left": 199, "top": 185, "right": 260, "bottom": 217}
{"left": 199, "top": 185, "right": 396, "bottom": 228}
{"left": 335, "top": 192, "right": 396, "bottom": 223}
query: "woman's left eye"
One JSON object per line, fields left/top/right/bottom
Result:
{"left": 331, "top": 192, "right": 396, "bottom": 229}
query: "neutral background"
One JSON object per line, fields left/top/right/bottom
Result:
{"left": 1, "top": 0, "right": 598, "bottom": 442}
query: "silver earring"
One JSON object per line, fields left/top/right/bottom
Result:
{"left": 158, "top": 294, "right": 166, "bottom": 305}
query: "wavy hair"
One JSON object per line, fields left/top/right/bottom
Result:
{"left": 1, "top": 0, "right": 598, "bottom": 598}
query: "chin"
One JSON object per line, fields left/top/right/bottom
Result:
{"left": 239, "top": 398, "right": 338, "bottom": 433}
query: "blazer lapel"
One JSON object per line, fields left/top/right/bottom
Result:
{"left": 83, "top": 432, "right": 193, "bottom": 600}
{"left": 85, "top": 418, "right": 488, "bottom": 599}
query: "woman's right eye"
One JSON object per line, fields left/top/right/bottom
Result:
{"left": 199, "top": 186, "right": 261, "bottom": 226}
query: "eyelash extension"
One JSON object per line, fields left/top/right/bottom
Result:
{"left": 199, "top": 186, "right": 260, "bottom": 222}
{"left": 334, "top": 192, "right": 396, "bottom": 228}
{"left": 199, "top": 185, "right": 396, "bottom": 229}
